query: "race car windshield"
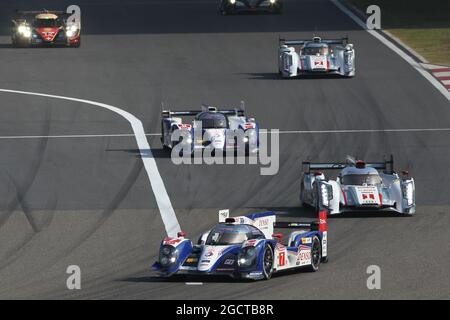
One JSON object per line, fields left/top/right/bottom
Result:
{"left": 303, "top": 46, "right": 328, "bottom": 55}
{"left": 205, "top": 225, "right": 252, "bottom": 245}
{"left": 197, "top": 112, "right": 228, "bottom": 129}
{"left": 341, "top": 174, "right": 382, "bottom": 186}
{"left": 33, "top": 19, "right": 60, "bottom": 28}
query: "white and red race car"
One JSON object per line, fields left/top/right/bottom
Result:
{"left": 278, "top": 36, "right": 355, "bottom": 77}
{"left": 300, "top": 156, "right": 415, "bottom": 215}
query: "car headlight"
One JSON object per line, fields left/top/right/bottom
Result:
{"left": 403, "top": 181, "right": 414, "bottom": 206}
{"left": 238, "top": 247, "right": 257, "bottom": 267}
{"left": 66, "top": 25, "right": 78, "bottom": 37}
{"left": 244, "top": 129, "right": 257, "bottom": 144}
{"left": 18, "top": 25, "right": 27, "bottom": 33}
{"left": 159, "top": 245, "right": 177, "bottom": 267}
{"left": 270, "top": 0, "right": 277, "bottom": 3}
{"left": 229, "top": 0, "right": 236, "bottom": 4}
{"left": 18, "top": 25, "right": 31, "bottom": 37}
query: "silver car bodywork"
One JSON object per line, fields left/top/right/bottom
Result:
{"left": 278, "top": 36, "right": 355, "bottom": 78}
{"left": 300, "top": 156, "right": 415, "bottom": 215}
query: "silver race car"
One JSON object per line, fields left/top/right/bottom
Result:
{"left": 278, "top": 36, "right": 355, "bottom": 78}
{"left": 300, "top": 156, "right": 415, "bottom": 215}
{"left": 161, "top": 104, "right": 259, "bottom": 155}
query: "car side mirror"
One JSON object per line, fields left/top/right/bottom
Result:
{"left": 272, "top": 233, "right": 283, "bottom": 241}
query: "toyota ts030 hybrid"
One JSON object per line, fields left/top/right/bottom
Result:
{"left": 300, "top": 156, "right": 416, "bottom": 215}
{"left": 161, "top": 104, "right": 259, "bottom": 155}
{"left": 11, "top": 10, "right": 80, "bottom": 47}
{"left": 219, "top": 0, "right": 283, "bottom": 14}
{"left": 152, "top": 210, "right": 328, "bottom": 280}
{"left": 278, "top": 36, "right": 355, "bottom": 78}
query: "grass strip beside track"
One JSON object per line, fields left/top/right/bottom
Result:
{"left": 347, "top": 0, "right": 450, "bottom": 65}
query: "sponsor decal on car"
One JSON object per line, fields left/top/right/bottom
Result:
{"left": 224, "top": 259, "right": 235, "bottom": 265}
{"left": 301, "top": 237, "right": 312, "bottom": 244}
{"left": 245, "top": 239, "right": 258, "bottom": 247}
{"left": 163, "top": 238, "right": 182, "bottom": 246}
{"left": 297, "top": 247, "right": 312, "bottom": 266}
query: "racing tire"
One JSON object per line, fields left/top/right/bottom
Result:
{"left": 299, "top": 180, "right": 305, "bottom": 208}
{"left": 262, "top": 244, "right": 274, "bottom": 280}
{"left": 308, "top": 236, "right": 321, "bottom": 272}
{"left": 70, "top": 39, "right": 81, "bottom": 48}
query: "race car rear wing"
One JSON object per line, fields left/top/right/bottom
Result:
{"left": 274, "top": 221, "right": 320, "bottom": 231}
{"left": 302, "top": 155, "right": 395, "bottom": 174}
{"left": 279, "top": 36, "right": 349, "bottom": 46}
{"left": 12, "top": 10, "right": 70, "bottom": 24}
{"left": 162, "top": 105, "right": 245, "bottom": 118}
{"left": 13, "top": 10, "right": 69, "bottom": 18}
{"left": 274, "top": 210, "right": 328, "bottom": 233}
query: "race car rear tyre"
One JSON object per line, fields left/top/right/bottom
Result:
{"left": 299, "top": 181, "right": 305, "bottom": 208}
{"left": 262, "top": 244, "right": 274, "bottom": 280}
{"left": 308, "top": 236, "right": 321, "bottom": 272}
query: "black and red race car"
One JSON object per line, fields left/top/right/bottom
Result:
{"left": 11, "top": 10, "right": 80, "bottom": 48}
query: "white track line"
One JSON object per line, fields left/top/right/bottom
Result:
{"left": 275, "top": 128, "right": 450, "bottom": 134}
{"left": 330, "top": 0, "right": 450, "bottom": 102}
{"left": 1, "top": 128, "right": 450, "bottom": 140}
{"left": 0, "top": 88, "right": 181, "bottom": 237}
{"left": 0, "top": 133, "right": 159, "bottom": 139}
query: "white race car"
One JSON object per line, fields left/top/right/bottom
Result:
{"left": 300, "top": 156, "right": 415, "bottom": 215}
{"left": 161, "top": 104, "right": 259, "bottom": 155}
{"left": 278, "top": 36, "right": 355, "bottom": 78}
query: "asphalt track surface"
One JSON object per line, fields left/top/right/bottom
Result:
{"left": 0, "top": 0, "right": 449, "bottom": 299}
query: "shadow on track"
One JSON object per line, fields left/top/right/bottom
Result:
{"left": 329, "top": 211, "right": 413, "bottom": 219}
{"left": 242, "top": 72, "right": 352, "bottom": 80}
{"left": 120, "top": 267, "right": 316, "bottom": 284}
{"left": 106, "top": 148, "right": 173, "bottom": 159}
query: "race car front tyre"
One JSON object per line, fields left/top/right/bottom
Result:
{"left": 262, "top": 244, "right": 274, "bottom": 280}
{"left": 308, "top": 236, "right": 321, "bottom": 272}
{"left": 70, "top": 39, "right": 81, "bottom": 48}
